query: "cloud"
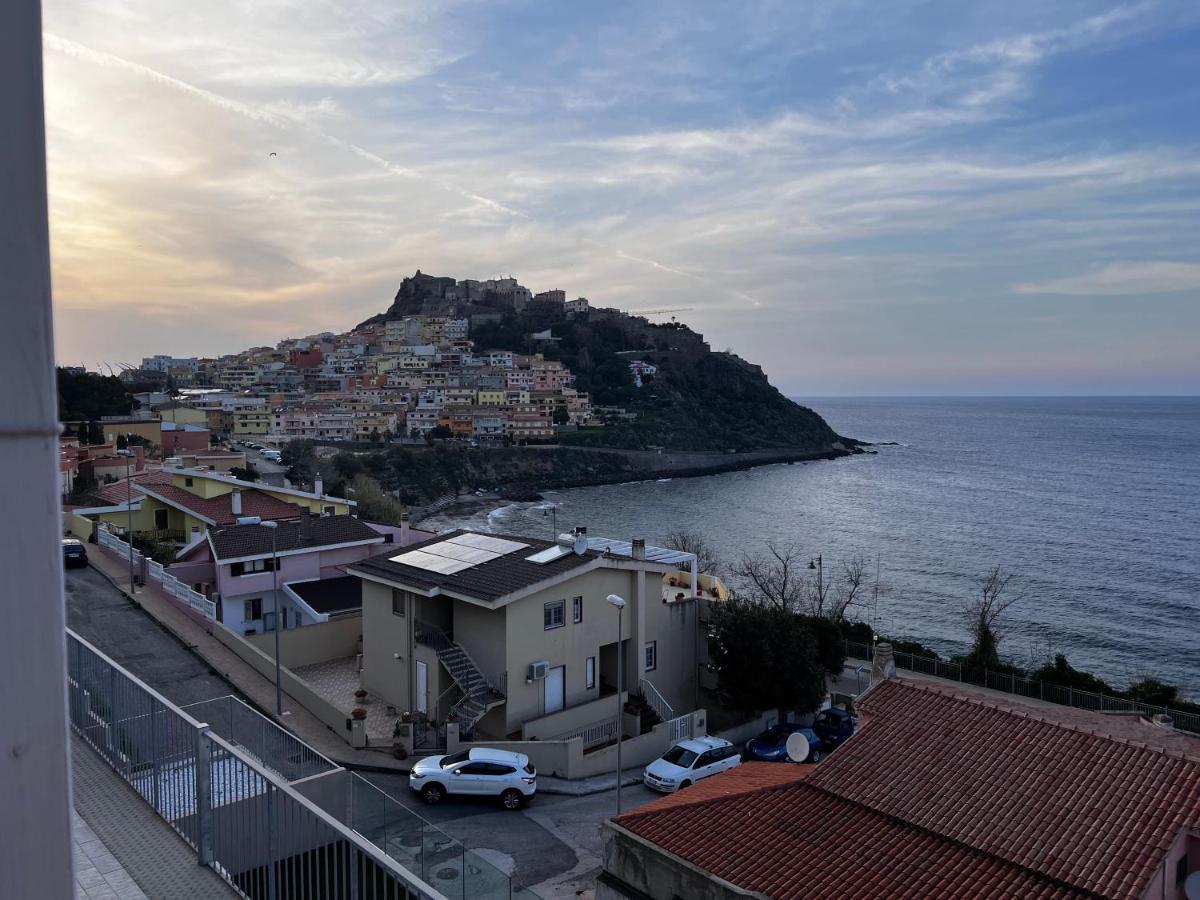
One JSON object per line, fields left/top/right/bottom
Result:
{"left": 1012, "top": 261, "right": 1200, "bottom": 295}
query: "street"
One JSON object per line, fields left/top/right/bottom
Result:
{"left": 66, "top": 564, "right": 660, "bottom": 898}
{"left": 362, "top": 770, "right": 660, "bottom": 898}
{"left": 239, "top": 444, "right": 289, "bottom": 487}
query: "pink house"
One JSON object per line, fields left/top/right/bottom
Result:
{"left": 171, "top": 511, "right": 394, "bottom": 635}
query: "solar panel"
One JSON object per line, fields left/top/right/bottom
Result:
{"left": 448, "top": 533, "right": 529, "bottom": 555}
{"left": 428, "top": 543, "right": 497, "bottom": 565}
{"left": 526, "top": 545, "right": 573, "bottom": 565}
{"left": 388, "top": 549, "right": 475, "bottom": 574}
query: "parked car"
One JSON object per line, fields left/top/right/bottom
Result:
{"left": 62, "top": 538, "right": 88, "bottom": 568}
{"left": 811, "top": 707, "right": 857, "bottom": 750}
{"left": 409, "top": 747, "right": 536, "bottom": 809}
{"left": 744, "top": 722, "right": 826, "bottom": 763}
{"left": 643, "top": 736, "right": 741, "bottom": 793}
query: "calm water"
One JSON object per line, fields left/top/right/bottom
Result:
{"left": 425, "top": 398, "right": 1200, "bottom": 697}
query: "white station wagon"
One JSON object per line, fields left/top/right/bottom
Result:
{"left": 409, "top": 747, "right": 536, "bottom": 809}
{"left": 643, "top": 736, "right": 741, "bottom": 793}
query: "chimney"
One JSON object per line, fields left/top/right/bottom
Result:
{"left": 400, "top": 511, "right": 409, "bottom": 546}
{"left": 631, "top": 538, "right": 646, "bottom": 561}
{"left": 314, "top": 474, "right": 324, "bottom": 496}
{"left": 300, "top": 508, "right": 313, "bottom": 544}
{"left": 231, "top": 489, "right": 242, "bottom": 516}
{"left": 871, "top": 642, "right": 896, "bottom": 685}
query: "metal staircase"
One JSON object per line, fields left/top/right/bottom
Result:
{"left": 415, "top": 621, "right": 505, "bottom": 733}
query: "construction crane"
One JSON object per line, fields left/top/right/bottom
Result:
{"left": 629, "top": 307, "right": 694, "bottom": 317}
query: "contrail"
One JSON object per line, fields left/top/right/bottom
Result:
{"left": 616, "top": 250, "right": 762, "bottom": 307}
{"left": 43, "top": 33, "right": 526, "bottom": 218}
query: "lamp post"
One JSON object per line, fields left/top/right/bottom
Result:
{"left": 240, "top": 516, "right": 282, "bottom": 714}
{"left": 809, "top": 554, "right": 823, "bottom": 609}
{"left": 117, "top": 446, "right": 135, "bottom": 592}
{"left": 606, "top": 593, "right": 627, "bottom": 815}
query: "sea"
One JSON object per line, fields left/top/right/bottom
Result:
{"left": 422, "top": 397, "right": 1200, "bottom": 698}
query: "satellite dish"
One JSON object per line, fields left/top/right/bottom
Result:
{"left": 1184, "top": 872, "right": 1200, "bottom": 900}
{"left": 785, "top": 732, "right": 810, "bottom": 763}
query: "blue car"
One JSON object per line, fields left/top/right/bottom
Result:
{"left": 744, "top": 722, "right": 827, "bottom": 763}
{"left": 811, "top": 708, "right": 857, "bottom": 750}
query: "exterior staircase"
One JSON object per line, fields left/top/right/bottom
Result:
{"left": 415, "top": 621, "right": 505, "bottom": 733}
{"left": 439, "top": 643, "right": 505, "bottom": 732}
{"left": 623, "top": 694, "right": 663, "bottom": 735}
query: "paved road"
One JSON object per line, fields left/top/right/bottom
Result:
{"left": 363, "top": 770, "right": 660, "bottom": 898}
{"left": 65, "top": 566, "right": 246, "bottom": 708}
{"left": 237, "top": 444, "right": 290, "bottom": 487}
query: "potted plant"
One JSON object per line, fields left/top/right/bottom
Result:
{"left": 401, "top": 710, "right": 411, "bottom": 722}
{"left": 351, "top": 707, "right": 367, "bottom": 720}
{"left": 354, "top": 689, "right": 368, "bottom": 703}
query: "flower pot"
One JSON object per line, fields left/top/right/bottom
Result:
{"left": 351, "top": 707, "right": 367, "bottom": 720}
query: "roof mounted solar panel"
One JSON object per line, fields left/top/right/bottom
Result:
{"left": 526, "top": 545, "right": 573, "bottom": 565}
{"left": 448, "top": 533, "right": 530, "bottom": 555}
{"left": 389, "top": 549, "right": 475, "bottom": 574}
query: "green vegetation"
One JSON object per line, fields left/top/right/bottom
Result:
{"left": 58, "top": 368, "right": 132, "bottom": 421}
{"left": 707, "top": 601, "right": 836, "bottom": 719}
{"left": 229, "top": 464, "right": 259, "bottom": 483}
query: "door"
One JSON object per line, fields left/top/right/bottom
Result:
{"left": 415, "top": 660, "right": 428, "bottom": 716}
{"left": 544, "top": 666, "right": 565, "bottom": 714}
{"left": 450, "top": 762, "right": 491, "bottom": 795}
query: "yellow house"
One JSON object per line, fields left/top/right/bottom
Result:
{"left": 75, "top": 468, "right": 354, "bottom": 545}
{"left": 152, "top": 403, "right": 209, "bottom": 427}
{"left": 232, "top": 407, "right": 272, "bottom": 436}
{"left": 100, "top": 419, "right": 162, "bottom": 447}
{"left": 477, "top": 389, "right": 506, "bottom": 406}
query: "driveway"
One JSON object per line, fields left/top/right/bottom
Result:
{"left": 363, "top": 770, "right": 661, "bottom": 899}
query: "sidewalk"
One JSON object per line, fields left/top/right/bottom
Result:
{"left": 87, "top": 549, "right": 413, "bottom": 773}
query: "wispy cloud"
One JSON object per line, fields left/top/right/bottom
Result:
{"left": 1013, "top": 261, "right": 1200, "bottom": 295}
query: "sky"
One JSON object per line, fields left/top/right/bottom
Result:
{"left": 44, "top": 0, "right": 1200, "bottom": 395}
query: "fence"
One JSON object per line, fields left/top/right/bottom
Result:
{"left": 67, "top": 629, "right": 447, "bottom": 899}
{"left": 183, "top": 695, "right": 339, "bottom": 783}
{"left": 551, "top": 716, "right": 619, "bottom": 750}
{"left": 96, "top": 524, "right": 216, "bottom": 622}
{"left": 844, "top": 640, "right": 1200, "bottom": 735}
{"left": 667, "top": 713, "right": 695, "bottom": 742}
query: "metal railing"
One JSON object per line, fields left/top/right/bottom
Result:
{"left": 550, "top": 717, "right": 619, "bottom": 750}
{"left": 667, "top": 713, "right": 695, "bottom": 742}
{"left": 844, "top": 640, "right": 1200, "bottom": 735}
{"left": 638, "top": 678, "right": 673, "bottom": 724}
{"left": 67, "top": 629, "right": 447, "bottom": 899}
{"left": 414, "top": 620, "right": 454, "bottom": 653}
{"left": 183, "top": 695, "right": 338, "bottom": 783}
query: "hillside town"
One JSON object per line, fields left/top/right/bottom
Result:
{"left": 115, "top": 275, "right": 651, "bottom": 448}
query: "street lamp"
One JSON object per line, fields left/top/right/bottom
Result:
{"left": 240, "top": 515, "right": 283, "bottom": 714}
{"left": 116, "top": 446, "right": 135, "bottom": 592}
{"left": 809, "top": 554, "right": 823, "bottom": 608}
{"left": 605, "top": 593, "right": 627, "bottom": 815}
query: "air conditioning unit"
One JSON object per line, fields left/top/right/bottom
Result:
{"left": 528, "top": 661, "right": 550, "bottom": 682}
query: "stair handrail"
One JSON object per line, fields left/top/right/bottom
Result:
{"left": 449, "top": 640, "right": 507, "bottom": 700}
{"left": 414, "top": 619, "right": 454, "bottom": 653}
{"left": 639, "top": 677, "right": 674, "bottom": 723}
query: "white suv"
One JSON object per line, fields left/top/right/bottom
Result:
{"left": 409, "top": 747, "right": 536, "bottom": 809}
{"left": 643, "top": 736, "right": 741, "bottom": 793}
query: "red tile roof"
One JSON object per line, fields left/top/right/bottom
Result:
{"left": 90, "top": 470, "right": 175, "bottom": 506}
{"left": 615, "top": 679, "right": 1200, "bottom": 900}
{"left": 140, "top": 484, "right": 303, "bottom": 525}
{"left": 632, "top": 762, "right": 813, "bottom": 816}
{"left": 807, "top": 679, "right": 1200, "bottom": 899}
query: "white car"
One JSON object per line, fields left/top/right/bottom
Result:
{"left": 643, "top": 736, "right": 741, "bottom": 793}
{"left": 409, "top": 747, "right": 536, "bottom": 809}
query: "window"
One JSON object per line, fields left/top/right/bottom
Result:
{"left": 392, "top": 589, "right": 406, "bottom": 617}
{"left": 544, "top": 600, "right": 565, "bottom": 630}
{"left": 154, "top": 508, "right": 169, "bottom": 529}
{"left": 231, "top": 558, "right": 275, "bottom": 576}
{"left": 572, "top": 595, "right": 583, "bottom": 624}
{"left": 243, "top": 597, "right": 262, "bottom": 621}
{"left": 693, "top": 750, "right": 716, "bottom": 769}
{"left": 644, "top": 641, "right": 657, "bottom": 672}
{"left": 323, "top": 505, "right": 335, "bottom": 515}
{"left": 1177, "top": 855, "right": 1189, "bottom": 885}
{"left": 184, "top": 478, "right": 193, "bottom": 487}
{"left": 585, "top": 656, "right": 596, "bottom": 690}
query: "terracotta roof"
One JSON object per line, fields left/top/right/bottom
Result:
{"left": 206, "top": 515, "right": 382, "bottom": 560}
{"left": 618, "top": 779, "right": 1087, "bottom": 899}
{"left": 89, "top": 470, "right": 174, "bottom": 506}
{"left": 632, "top": 762, "right": 813, "bottom": 816}
{"left": 351, "top": 530, "right": 599, "bottom": 603}
{"left": 807, "top": 679, "right": 1200, "bottom": 899}
{"left": 614, "top": 679, "right": 1200, "bottom": 900}
{"left": 139, "top": 484, "right": 303, "bottom": 526}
